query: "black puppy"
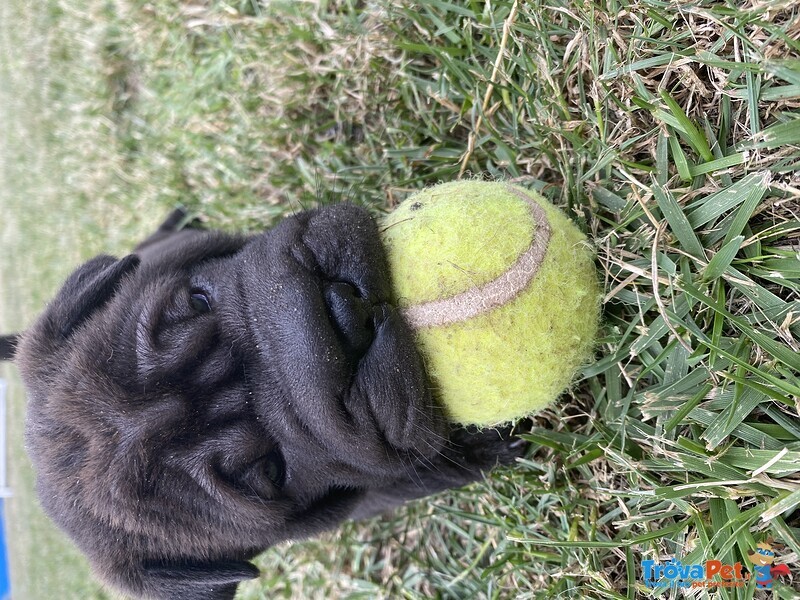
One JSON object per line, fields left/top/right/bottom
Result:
{"left": 1, "top": 204, "right": 521, "bottom": 599}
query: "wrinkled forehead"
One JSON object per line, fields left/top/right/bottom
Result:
{"left": 134, "top": 229, "right": 250, "bottom": 273}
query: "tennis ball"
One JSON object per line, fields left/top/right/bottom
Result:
{"left": 380, "top": 180, "right": 600, "bottom": 426}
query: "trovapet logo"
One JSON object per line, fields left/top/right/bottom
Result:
{"left": 642, "top": 558, "right": 747, "bottom": 589}
{"left": 642, "top": 538, "right": 791, "bottom": 590}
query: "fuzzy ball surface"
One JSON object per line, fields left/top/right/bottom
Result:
{"left": 380, "top": 180, "right": 600, "bottom": 426}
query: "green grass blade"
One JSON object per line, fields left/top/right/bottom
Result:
{"left": 750, "top": 117, "right": 800, "bottom": 149}
{"left": 599, "top": 53, "right": 677, "bottom": 79}
{"left": 652, "top": 181, "right": 706, "bottom": 259}
{"left": 667, "top": 130, "right": 694, "bottom": 182}
{"left": 761, "top": 490, "right": 800, "bottom": 521}
{"left": 703, "top": 235, "right": 744, "bottom": 281}
{"left": 687, "top": 152, "right": 748, "bottom": 177}
{"left": 722, "top": 172, "right": 771, "bottom": 246}
{"left": 664, "top": 384, "right": 712, "bottom": 432}
{"left": 679, "top": 280, "right": 800, "bottom": 374}
{"left": 687, "top": 172, "right": 771, "bottom": 228}
{"left": 720, "top": 449, "right": 800, "bottom": 476}
{"left": 764, "top": 59, "right": 800, "bottom": 85}
{"left": 701, "top": 386, "right": 765, "bottom": 449}
{"left": 659, "top": 89, "right": 714, "bottom": 161}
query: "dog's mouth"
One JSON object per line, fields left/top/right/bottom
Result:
{"left": 321, "top": 281, "right": 436, "bottom": 451}
{"left": 306, "top": 269, "right": 445, "bottom": 462}
{"left": 241, "top": 205, "right": 446, "bottom": 475}
{"left": 323, "top": 280, "right": 380, "bottom": 366}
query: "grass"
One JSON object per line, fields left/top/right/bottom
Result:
{"left": 1, "top": 0, "right": 799, "bottom": 598}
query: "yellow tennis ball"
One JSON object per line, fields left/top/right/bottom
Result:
{"left": 380, "top": 180, "right": 601, "bottom": 426}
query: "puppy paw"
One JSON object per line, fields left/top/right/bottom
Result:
{"left": 447, "top": 424, "right": 528, "bottom": 471}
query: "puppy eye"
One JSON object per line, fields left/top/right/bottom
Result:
{"left": 189, "top": 290, "right": 212, "bottom": 314}
{"left": 262, "top": 449, "right": 286, "bottom": 488}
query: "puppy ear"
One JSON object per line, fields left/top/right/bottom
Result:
{"left": 46, "top": 254, "right": 140, "bottom": 339}
{"left": 0, "top": 334, "right": 19, "bottom": 360}
{"left": 141, "top": 559, "right": 259, "bottom": 600}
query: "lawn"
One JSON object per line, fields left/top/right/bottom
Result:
{"left": 1, "top": 0, "right": 799, "bottom": 598}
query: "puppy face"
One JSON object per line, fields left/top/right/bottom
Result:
{"left": 18, "top": 204, "right": 448, "bottom": 598}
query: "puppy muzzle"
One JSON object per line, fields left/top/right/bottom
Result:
{"left": 239, "top": 205, "right": 446, "bottom": 476}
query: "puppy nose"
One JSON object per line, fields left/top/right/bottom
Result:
{"left": 324, "top": 282, "right": 375, "bottom": 361}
